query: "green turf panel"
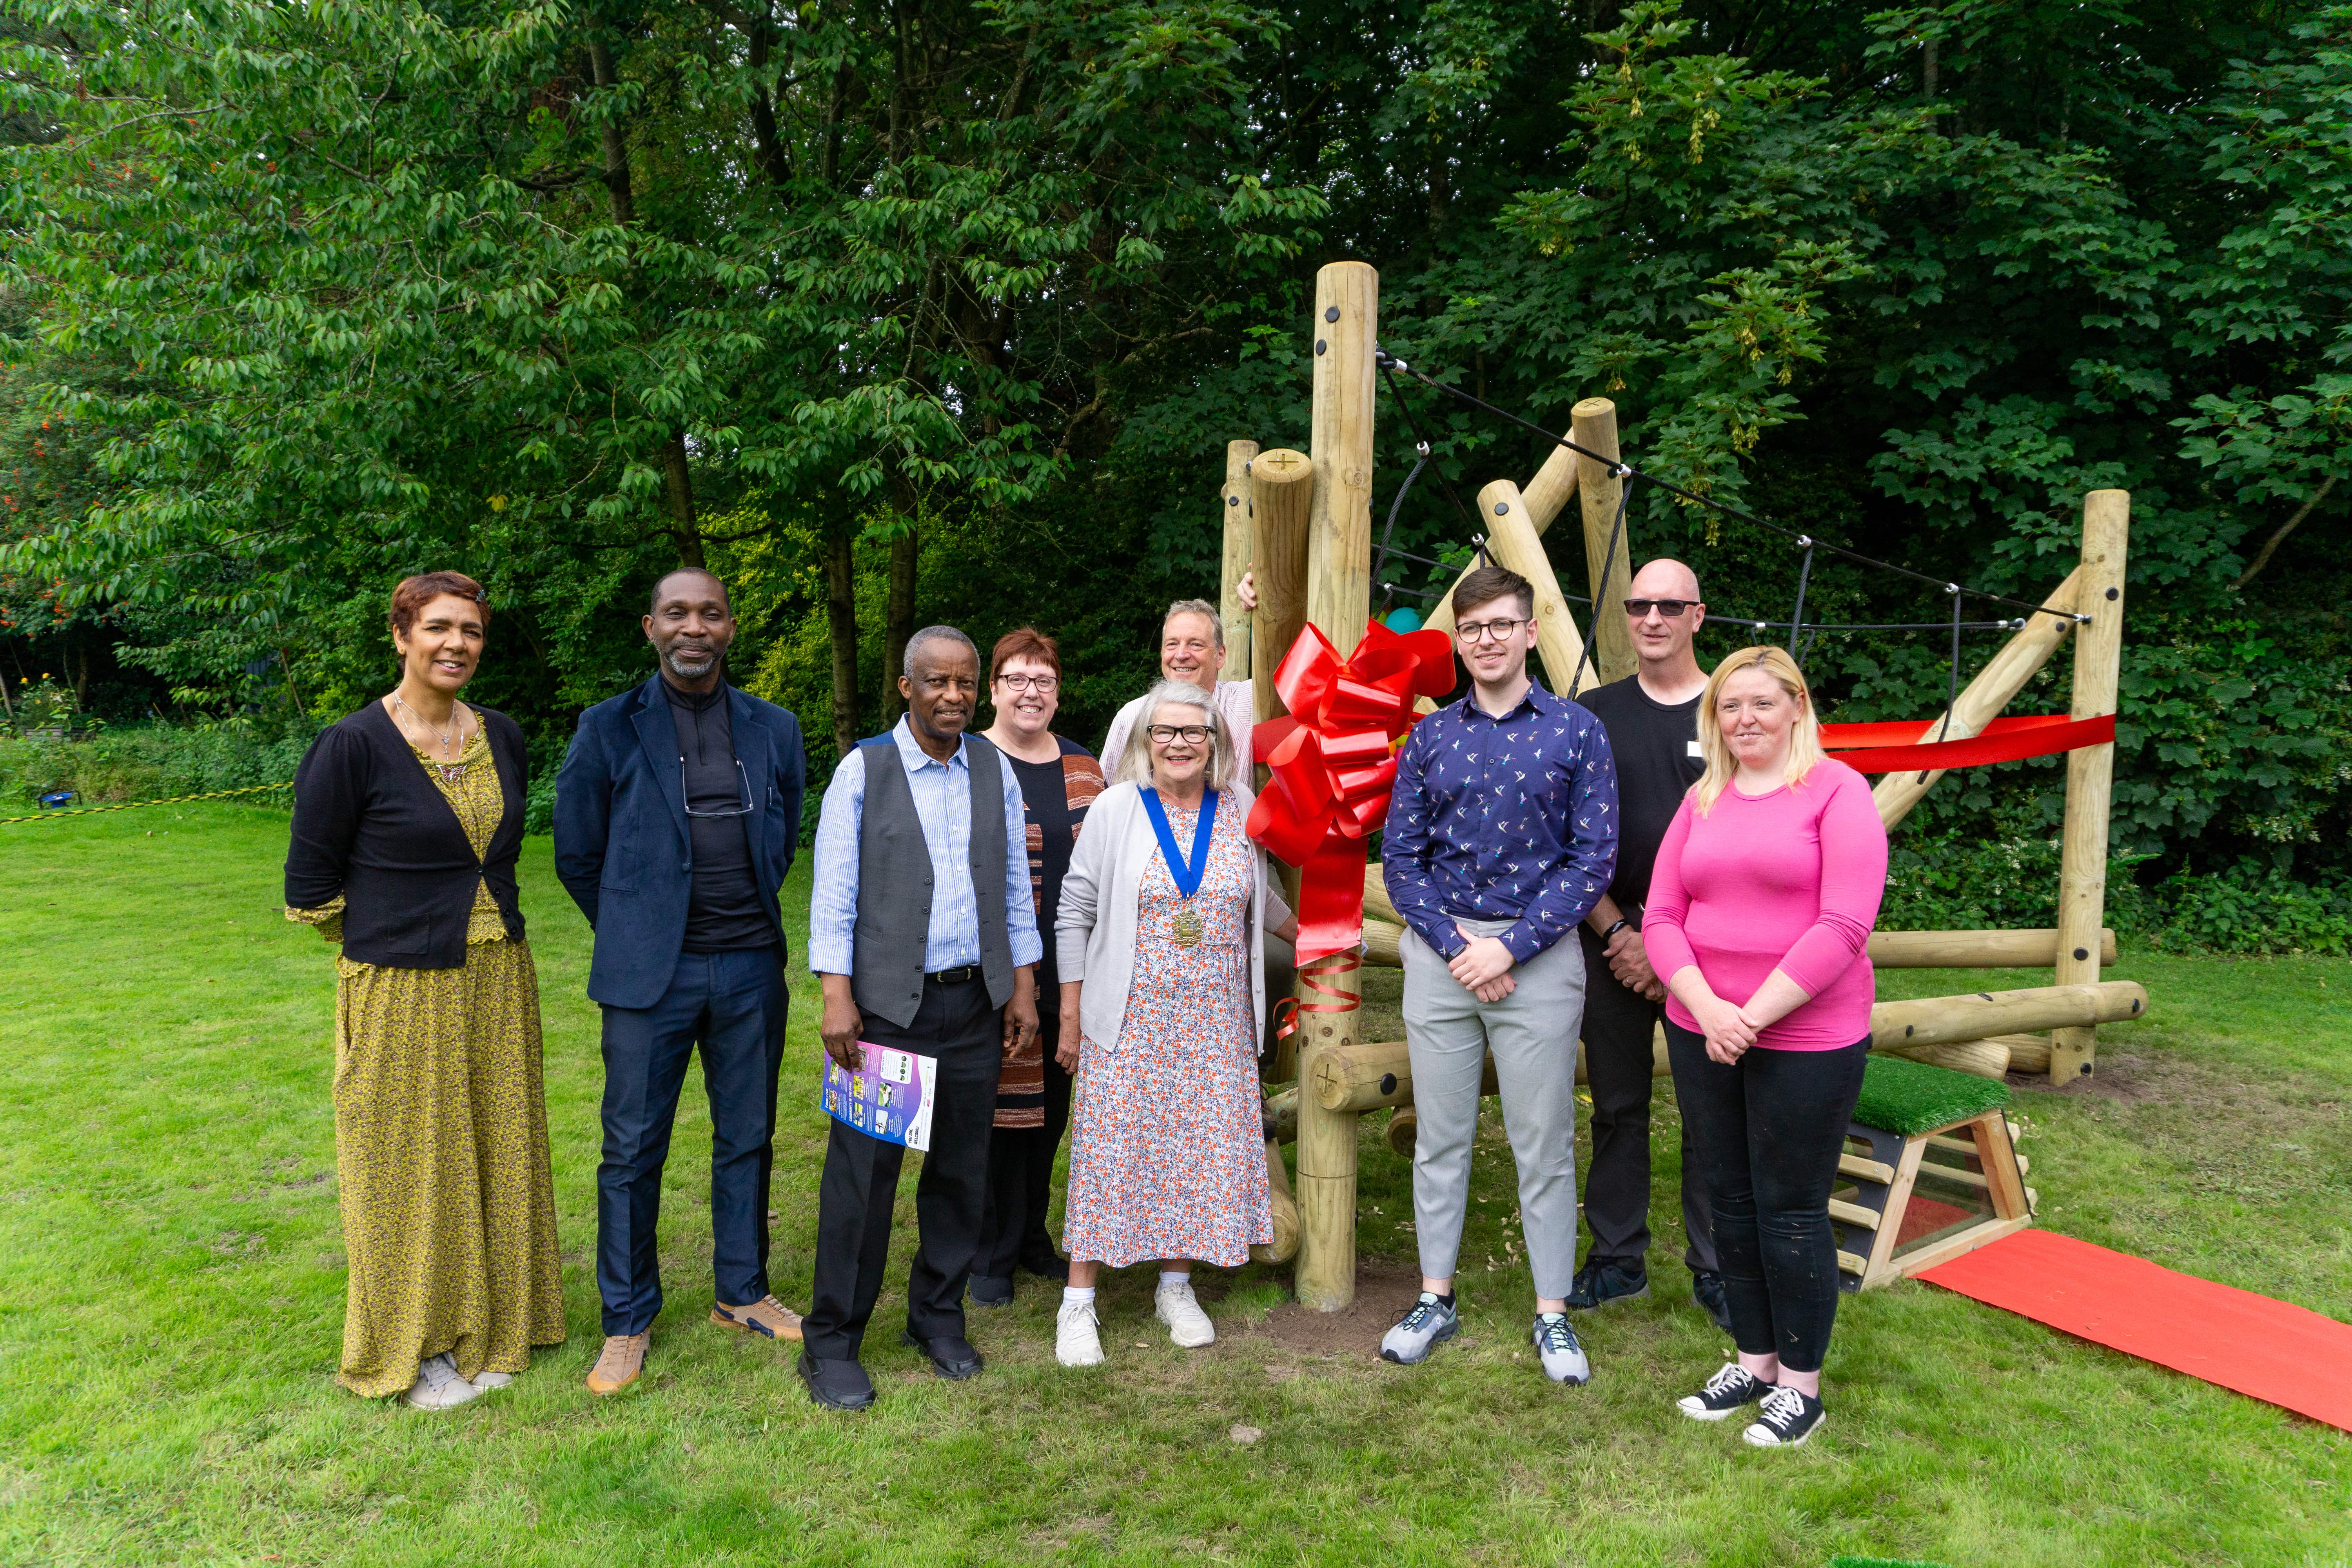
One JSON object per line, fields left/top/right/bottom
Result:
{"left": 1851, "top": 1053, "right": 2010, "bottom": 1136}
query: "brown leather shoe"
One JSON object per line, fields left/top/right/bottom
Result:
{"left": 712, "top": 1295, "right": 804, "bottom": 1342}
{"left": 586, "top": 1333, "right": 648, "bottom": 1396}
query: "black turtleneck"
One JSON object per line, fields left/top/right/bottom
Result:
{"left": 664, "top": 677, "right": 779, "bottom": 953}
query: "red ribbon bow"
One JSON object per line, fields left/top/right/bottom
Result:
{"left": 1246, "top": 620, "right": 1456, "bottom": 964}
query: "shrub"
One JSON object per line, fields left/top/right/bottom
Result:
{"left": 0, "top": 720, "right": 310, "bottom": 810}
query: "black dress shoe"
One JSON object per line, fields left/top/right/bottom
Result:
{"left": 901, "top": 1330, "right": 985, "bottom": 1380}
{"left": 1691, "top": 1269, "right": 1735, "bottom": 1335}
{"left": 1564, "top": 1256, "right": 1651, "bottom": 1311}
{"left": 798, "top": 1352, "right": 876, "bottom": 1411}
{"left": 1017, "top": 1249, "right": 1071, "bottom": 1283}
{"left": 968, "top": 1274, "right": 1015, "bottom": 1307}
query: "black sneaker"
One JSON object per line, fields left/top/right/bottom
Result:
{"left": 1742, "top": 1385, "right": 1826, "bottom": 1447}
{"left": 1691, "top": 1270, "right": 1734, "bottom": 1334}
{"left": 1675, "top": 1361, "right": 1773, "bottom": 1421}
{"left": 1563, "top": 1256, "right": 1650, "bottom": 1311}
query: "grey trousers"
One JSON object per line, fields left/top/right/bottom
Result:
{"left": 1401, "top": 917, "right": 1586, "bottom": 1300}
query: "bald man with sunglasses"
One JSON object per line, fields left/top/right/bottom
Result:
{"left": 1566, "top": 558, "right": 1729, "bottom": 1331}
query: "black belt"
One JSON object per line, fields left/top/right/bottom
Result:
{"left": 925, "top": 964, "right": 984, "bottom": 986}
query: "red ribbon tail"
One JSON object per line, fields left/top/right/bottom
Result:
{"left": 1294, "top": 833, "right": 1368, "bottom": 965}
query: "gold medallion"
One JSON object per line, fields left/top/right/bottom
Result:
{"left": 1171, "top": 904, "right": 1204, "bottom": 947}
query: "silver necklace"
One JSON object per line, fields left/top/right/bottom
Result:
{"left": 394, "top": 694, "right": 470, "bottom": 784}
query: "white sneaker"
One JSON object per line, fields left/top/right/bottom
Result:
{"left": 402, "top": 1353, "right": 484, "bottom": 1410}
{"left": 470, "top": 1370, "right": 514, "bottom": 1391}
{"left": 1055, "top": 1298, "right": 1105, "bottom": 1367}
{"left": 1156, "top": 1280, "right": 1216, "bottom": 1348}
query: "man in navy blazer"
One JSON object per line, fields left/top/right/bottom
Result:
{"left": 555, "top": 567, "right": 808, "bottom": 1397}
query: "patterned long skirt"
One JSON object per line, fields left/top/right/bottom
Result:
{"left": 332, "top": 939, "right": 565, "bottom": 1396}
{"left": 1063, "top": 800, "right": 1272, "bottom": 1268}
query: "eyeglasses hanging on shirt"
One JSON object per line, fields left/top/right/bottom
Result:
{"left": 681, "top": 756, "right": 757, "bottom": 817}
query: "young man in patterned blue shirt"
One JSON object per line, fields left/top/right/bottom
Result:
{"left": 1377, "top": 564, "right": 1620, "bottom": 1383}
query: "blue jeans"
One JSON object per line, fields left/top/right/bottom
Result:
{"left": 596, "top": 947, "right": 788, "bottom": 1336}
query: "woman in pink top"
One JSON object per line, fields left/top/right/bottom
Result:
{"left": 1642, "top": 646, "right": 1886, "bottom": 1450}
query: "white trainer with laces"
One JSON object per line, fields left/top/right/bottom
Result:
{"left": 1055, "top": 1298, "right": 1105, "bottom": 1367}
{"left": 1156, "top": 1279, "right": 1216, "bottom": 1348}
{"left": 1530, "top": 1312, "right": 1590, "bottom": 1385}
{"left": 403, "top": 1352, "right": 484, "bottom": 1410}
{"left": 470, "top": 1370, "right": 515, "bottom": 1391}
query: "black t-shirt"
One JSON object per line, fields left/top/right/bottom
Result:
{"left": 666, "top": 679, "right": 780, "bottom": 953}
{"left": 1575, "top": 673, "right": 1706, "bottom": 917}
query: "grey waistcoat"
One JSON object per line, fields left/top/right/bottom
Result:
{"left": 850, "top": 731, "right": 1014, "bottom": 1028}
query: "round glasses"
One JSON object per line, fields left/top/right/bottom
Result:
{"left": 1456, "top": 617, "right": 1530, "bottom": 644}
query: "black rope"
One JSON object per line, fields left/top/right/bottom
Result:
{"left": 1566, "top": 477, "right": 1633, "bottom": 694}
{"left": 1376, "top": 352, "right": 2088, "bottom": 626}
{"left": 1373, "top": 442, "right": 1430, "bottom": 588}
{"left": 1786, "top": 538, "right": 1816, "bottom": 656}
{"left": 1376, "top": 360, "right": 1486, "bottom": 554}
{"left": 1923, "top": 583, "right": 1965, "bottom": 783}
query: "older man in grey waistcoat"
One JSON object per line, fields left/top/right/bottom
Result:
{"left": 800, "top": 625, "right": 1042, "bottom": 1411}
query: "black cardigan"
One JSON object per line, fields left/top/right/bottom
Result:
{"left": 285, "top": 701, "right": 529, "bottom": 968}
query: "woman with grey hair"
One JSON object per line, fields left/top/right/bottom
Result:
{"left": 1051, "top": 680, "right": 1297, "bottom": 1365}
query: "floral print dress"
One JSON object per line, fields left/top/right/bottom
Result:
{"left": 1062, "top": 796, "right": 1272, "bottom": 1267}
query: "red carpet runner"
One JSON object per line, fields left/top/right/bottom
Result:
{"left": 1918, "top": 1229, "right": 2352, "bottom": 1432}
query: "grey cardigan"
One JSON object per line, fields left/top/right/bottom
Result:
{"left": 1056, "top": 779, "right": 1295, "bottom": 1051}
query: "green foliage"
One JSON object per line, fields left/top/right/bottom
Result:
{"left": 2143, "top": 859, "right": 2352, "bottom": 956}
{"left": 0, "top": 719, "right": 307, "bottom": 808}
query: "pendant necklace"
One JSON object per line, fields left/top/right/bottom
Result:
{"left": 1142, "top": 786, "right": 1219, "bottom": 949}
{"left": 396, "top": 694, "right": 470, "bottom": 785}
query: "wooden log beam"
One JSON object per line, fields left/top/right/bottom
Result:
{"left": 1220, "top": 440, "right": 1259, "bottom": 682}
{"left": 1871, "top": 980, "right": 2146, "bottom": 1052}
{"left": 1987, "top": 1033, "right": 2052, "bottom": 1074}
{"left": 1363, "top": 918, "right": 1402, "bottom": 968}
{"left": 1479, "top": 478, "right": 1597, "bottom": 697}
{"left": 1420, "top": 441, "right": 1577, "bottom": 643}
{"left": 1265, "top": 1083, "right": 1298, "bottom": 1145}
{"left": 2053, "top": 490, "right": 2130, "bottom": 1083}
{"left": 1571, "top": 398, "right": 1636, "bottom": 684}
{"left": 1871, "top": 1037, "right": 2013, "bottom": 1080}
{"left": 1293, "top": 259, "right": 1379, "bottom": 1314}
{"left": 1867, "top": 927, "right": 2117, "bottom": 968}
{"left": 1250, "top": 1140, "right": 1301, "bottom": 1264}
{"left": 1364, "top": 864, "right": 1400, "bottom": 927}
{"left": 1249, "top": 448, "right": 1313, "bottom": 724}
{"left": 1873, "top": 567, "right": 2084, "bottom": 830}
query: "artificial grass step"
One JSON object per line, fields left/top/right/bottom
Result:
{"left": 1852, "top": 1053, "right": 2011, "bottom": 1136}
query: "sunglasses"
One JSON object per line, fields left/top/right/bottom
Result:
{"left": 1624, "top": 599, "right": 1697, "bottom": 618}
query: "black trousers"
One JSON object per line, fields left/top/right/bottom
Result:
{"left": 802, "top": 974, "right": 1000, "bottom": 1360}
{"left": 596, "top": 946, "right": 788, "bottom": 1336}
{"left": 1578, "top": 926, "right": 1717, "bottom": 1273}
{"left": 1665, "top": 1022, "right": 1871, "bottom": 1374}
{"left": 975, "top": 1012, "right": 1073, "bottom": 1282}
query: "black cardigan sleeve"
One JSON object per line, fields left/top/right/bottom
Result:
{"left": 285, "top": 720, "right": 370, "bottom": 911}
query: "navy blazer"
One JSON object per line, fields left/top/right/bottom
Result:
{"left": 554, "top": 674, "right": 807, "bottom": 1009}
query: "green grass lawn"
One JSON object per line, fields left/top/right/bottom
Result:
{"left": 2, "top": 802, "right": 2348, "bottom": 1566}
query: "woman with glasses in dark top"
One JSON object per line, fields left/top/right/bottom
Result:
{"left": 284, "top": 572, "right": 564, "bottom": 1410}
{"left": 969, "top": 628, "right": 1105, "bottom": 1305}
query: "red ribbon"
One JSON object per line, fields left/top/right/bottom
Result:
{"left": 1820, "top": 713, "right": 2116, "bottom": 773}
{"left": 1246, "top": 621, "right": 1456, "bottom": 964}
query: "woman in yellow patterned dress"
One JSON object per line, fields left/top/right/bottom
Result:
{"left": 284, "top": 572, "right": 564, "bottom": 1409}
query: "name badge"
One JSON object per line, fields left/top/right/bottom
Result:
{"left": 1687, "top": 740, "right": 1703, "bottom": 759}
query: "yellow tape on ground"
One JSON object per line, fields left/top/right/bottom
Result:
{"left": 0, "top": 781, "right": 294, "bottom": 824}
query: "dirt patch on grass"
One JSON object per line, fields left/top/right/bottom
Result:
{"left": 1250, "top": 1262, "right": 1422, "bottom": 1357}
{"left": 2029, "top": 1049, "right": 2183, "bottom": 1104}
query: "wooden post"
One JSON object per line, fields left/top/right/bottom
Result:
{"left": 1220, "top": 441, "right": 1260, "bottom": 681}
{"left": 1873, "top": 567, "right": 2085, "bottom": 829}
{"left": 1293, "top": 260, "right": 1377, "bottom": 1314}
{"left": 1571, "top": 398, "right": 1636, "bottom": 683}
{"left": 1423, "top": 443, "right": 1578, "bottom": 643}
{"left": 1249, "top": 449, "right": 1314, "bottom": 724}
{"left": 1477, "top": 478, "right": 1596, "bottom": 696}
{"left": 2052, "top": 490, "right": 2129, "bottom": 1082}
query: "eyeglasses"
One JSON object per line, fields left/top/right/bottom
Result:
{"left": 1146, "top": 724, "right": 1213, "bottom": 746}
{"left": 1456, "top": 617, "right": 1530, "bottom": 644}
{"left": 995, "top": 673, "right": 1060, "bottom": 693}
{"left": 682, "top": 756, "right": 755, "bottom": 817}
{"left": 1624, "top": 599, "right": 1697, "bottom": 619}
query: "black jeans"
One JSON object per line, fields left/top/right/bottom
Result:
{"left": 802, "top": 974, "right": 1001, "bottom": 1360}
{"left": 1577, "top": 926, "right": 1717, "bottom": 1274}
{"left": 975, "top": 1012, "right": 1073, "bottom": 1281}
{"left": 1665, "top": 1022, "right": 1870, "bottom": 1374}
{"left": 595, "top": 946, "right": 788, "bottom": 1336}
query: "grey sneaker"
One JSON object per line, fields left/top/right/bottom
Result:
{"left": 1378, "top": 1292, "right": 1459, "bottom": 1365}
{"left": 1531, "top": 1312, "right": 1590, "bottom": 1385}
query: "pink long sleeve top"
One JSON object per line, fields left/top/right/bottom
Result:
{"left": 1641, "top": 759, "right": 1888, "bottom": 1051}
